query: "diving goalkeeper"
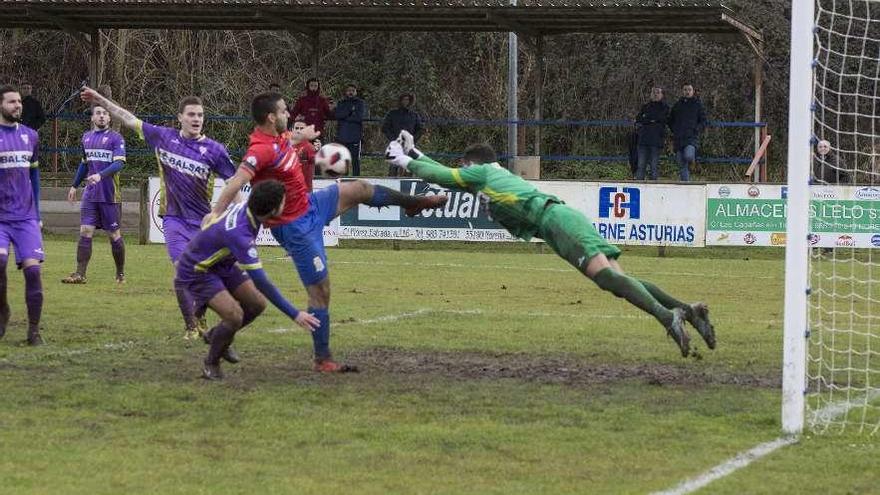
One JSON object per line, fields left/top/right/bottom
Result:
{"left": 385, "top": 131, "right": 715, "bottom": 357}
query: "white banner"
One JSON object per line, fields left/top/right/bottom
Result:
{"left": 585, "top": 183, "right": 706, "bottom": 247}
{"left": 147, "top": 177, "right": 339, "bottom": 246}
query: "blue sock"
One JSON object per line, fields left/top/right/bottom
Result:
{"left": 366, "top": 185, "right": 393, "bottom": 207}
{"left": 309, "top": 307, "right": 331, "bottom": 359}
{"left": 366, "top": 185, "right": 420, "bottom": 208}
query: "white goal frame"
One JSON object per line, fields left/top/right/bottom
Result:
{"left": 782, "top": 0, "right": 815, "bottom": 435}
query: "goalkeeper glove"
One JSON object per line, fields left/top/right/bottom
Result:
{"left": 384, "top": 140, "right": 412, "bottom": 170}
{"left": 398, "top": 130, "right": 423, "bottom": 159}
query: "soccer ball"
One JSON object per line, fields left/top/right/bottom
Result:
{"left": 315, "top": 143, "right": 351, "bottom": 177}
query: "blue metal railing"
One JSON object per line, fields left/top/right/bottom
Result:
{"left": 46, "top": 113, "right": 764, "bottom": 165}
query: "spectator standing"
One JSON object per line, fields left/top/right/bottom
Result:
{"left": 635, "top": 86, "right": 669, "bottom": 180}
{"left": 382, "top": 93, "right": 423, "bottom": 177}
{"left": 290, "top": 78, "right": 334, "bottom": 137}
{"left": 20, "top": 84, "right": 46, "bottom": 131}
{"left": 292, "top": 119, "right": 319, "bottom": 191}
{"left": 335, "top": 84, "right": 367, "bottom": 176}
{"left": 813, "top": 139, "right": 851, "bottom": 184}
{"left": 668, "top": 84, "right": 707, "bottom": 181}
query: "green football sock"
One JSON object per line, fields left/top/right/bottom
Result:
{"left": 638, "top": 279, "right": 693, "bottom": 318}
{"left": 593, "top": 268, "right": 673, "bottom": 326}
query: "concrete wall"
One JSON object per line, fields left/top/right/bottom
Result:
{"left": 41, "top": 187, "right": 143, "bottom": 239}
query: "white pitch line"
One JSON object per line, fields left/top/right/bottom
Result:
{"left": 650, "top": 436, "right": 798, "bottom": 495}
{"left": 265, "top": 308, "right": 483, "bottom": 333}
{"left": 652, "top": 391, "right": 880, "bottom": 495}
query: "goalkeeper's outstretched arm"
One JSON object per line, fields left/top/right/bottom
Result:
{"left": 385, "top": 138, "right": 479, "bottom": 191}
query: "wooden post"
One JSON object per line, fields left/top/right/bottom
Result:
{"left": 311, "top": 31, "right": 320, "bottom": 77}
{"left": 534, "top": 35, "right": 544, "bottom": 156}
{"left": 753, "top": 41, "right": 764, "bottom": 181}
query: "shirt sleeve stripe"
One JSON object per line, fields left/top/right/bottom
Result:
{"left": 451, "top": 168, "right": 467, "bottom": 188}
{"left": 113, "top": 156, "right": 127, "bottom": 161}
{"left": 240, "top": 262, "right": 263, "bottom": 270}
{"left": 134, "top": 120, "right": 145, "bottom": 141}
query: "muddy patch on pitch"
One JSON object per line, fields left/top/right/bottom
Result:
{"left": 344, "top": 348, "right": 779, "bottom": 389}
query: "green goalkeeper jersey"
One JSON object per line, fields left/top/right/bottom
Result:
{"left": 407, "top": 155, "right": 560, "bottom": 240}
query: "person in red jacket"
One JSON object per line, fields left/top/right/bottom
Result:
{"left": 289, "top": 78, "right": 334, "bottom": 136}
{"left": 292, "top": 119, "right": 319, "bottom": 191}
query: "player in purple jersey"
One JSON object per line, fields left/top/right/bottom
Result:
{"left": 81, "top": 87, "right": 237, "bottom": 338}
{"left": 0, "top": 86, "right": 44, "bottom": 346}
{"left": 177, "top": 180, "right": 319, "bottom": 379}
{"left": 63, "top": 105, "right": 127, "bottom": 284}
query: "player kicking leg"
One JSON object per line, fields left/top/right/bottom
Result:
{"left": 210, "top": 92, "right": 447, "bottom": 372}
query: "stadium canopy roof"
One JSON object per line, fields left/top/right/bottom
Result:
{"left": 2, "top": 0, "right": 761, "bottom": 39}
{"left": 2, "top": 0, "right": 766, "bottom": 177}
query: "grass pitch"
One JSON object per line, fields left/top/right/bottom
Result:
{"left": 0, "top": 239, "right": 877, "bottom": 494}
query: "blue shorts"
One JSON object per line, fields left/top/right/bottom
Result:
{"left": 271, "top": 184, "right": 339, "bottom": 286}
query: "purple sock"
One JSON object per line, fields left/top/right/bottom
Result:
{"left": 0, "top": 254, "right": 8, "bottom": 325}
{"left": 206, "top": 322, "right": 236, "bottom": 364}
{"left": 76, "top": 236, "right": 93, "bottom": 276}
{"left": 23, "top": 265, "right": 42, "bottom": 332}
{"left": 110, "top": 236, "right": 125, "bottom": 276}
{"left": 174, "top": 278, "right": 197, "bottom": 329}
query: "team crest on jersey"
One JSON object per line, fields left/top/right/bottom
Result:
{"left": 246, "top": 156, "right": 258, "bottom": 166}
{"left": 102, "top": 137, "right": 108, "bottom": 143}
{"left": 199, "top": 146, "right": 207, "bottom": 155}
{"left": 247, "top": 247, "right": 257, "bottom": 258}
{"left": 172, "top": 139, "right": 180, "bottom": 144}
{"left": 20, "top": 134, "right": 29, "bottom": 145}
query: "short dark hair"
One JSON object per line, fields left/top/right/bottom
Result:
{"left": 0, "top": 85, "right": 18, "bottom": 102}
{"left": 345, "top": 83, "right": 357, "bottom": 91}
{"left": 463, "top": 143, "right": 497, "bottom": 165}
{"left": 177, "top": 96, "right": 203, "bottom": 114}
{"left": 248, "top": 180, "right": 285, "bottom": 217}
{"left": 251, "top": 92, "right": 284, "bottom": 125}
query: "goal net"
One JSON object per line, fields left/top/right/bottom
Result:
{"left": 805, "top": 0, "right": 880, "bottom": 434}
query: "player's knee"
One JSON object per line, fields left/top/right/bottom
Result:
{"left": 80, "top": 226, "right": 95, "bottom": 237}
{"left": 226, "top": 306, "right": 244, "bottom": 330}
{"left": 109, "top": 230, "right": 122, "bottom": 241}
{"left": 349, "top": 179, "right": 372, "bottom": 201}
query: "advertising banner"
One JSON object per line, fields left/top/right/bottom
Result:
{"left": 706, "top": 184, "right": 880, "bottom": 247}
{"left": 584, "top": 183, "right": 707, "bottom": 247}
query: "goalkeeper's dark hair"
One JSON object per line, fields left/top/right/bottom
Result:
{"left": 251, "top": 92, "right": 284, "bottom": 125}
{"left": 248, "top": 180, "right": 286, "bottom": 217}
{"left": 463, "top": 143, "right": 497, "bottom": 165}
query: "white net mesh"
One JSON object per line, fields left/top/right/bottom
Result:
{"left": 807, "top": 0, "right": 880, "bottom": 434}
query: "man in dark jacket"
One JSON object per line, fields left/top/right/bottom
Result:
{"left": 290, "top": 78, "right": 334, "bottom": 136}
{"left": 334, "top": 84, "right": 368, "bottom": 176}
{"left": 382, "top": 93, "right": 423, "bottom": 176}
{"left": 668, "top": 84, "right": 707, "bottom": 181}
{"left": 20, "top": 84, "right": 46, "bottom": 131}
{"left": 813, "top": 139, "right": 851, "bottom": 184}
{"left": 635, "top": 87, "right": 669, "bottom": 180}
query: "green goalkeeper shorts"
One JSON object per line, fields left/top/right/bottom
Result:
{"left": 537, "top": 203, "right": 621, "bottom": 272}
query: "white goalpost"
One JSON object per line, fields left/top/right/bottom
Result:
{"left": 785, "top": 0, "right": 880, "bottom": 435}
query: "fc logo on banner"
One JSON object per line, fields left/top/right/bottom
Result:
{"left": 599, "top": 187, "right": 641, "bottom": 219}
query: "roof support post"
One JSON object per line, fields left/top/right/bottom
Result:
{"left": 753, "top": 40, "right": 765, "bottom": 181}
{"left": 506, "top": 0, "right": 518, "bottom": 166}
{"left": 311, "top": 31, "right": 320, "bottom": 78}
{"left": 88, "top": 29, "right": 102, "bottom": 87}
{"left": 533, "top": 34, "right": 543, "bottom": 157}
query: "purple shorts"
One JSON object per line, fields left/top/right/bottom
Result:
{"left": 178, "top": 261, "right": 250, "bottom": 312}
{"left": 0, "top": 219, "right": 45, "bottom": 267}
{"left": 81, "top": 201, "right": 121, "bottom": 231}
{"left": 163, "top": 216, "right": 202, "bottom": 262}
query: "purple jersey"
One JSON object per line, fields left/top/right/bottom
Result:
{"left": 176, "top": 202, "right": 262, "bottom": 280}
{"left": 138, "top": 121, "right": 236, "bottom": 222}
{"left": 0, "top": 123, "right": 39, "bottom": 222}
{"left": 81, "top": 128, "right": 126, "bottom": 203}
